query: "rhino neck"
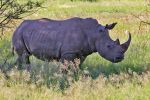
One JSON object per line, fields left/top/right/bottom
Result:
{"left": 83, "top": 30, "right": 97, "bottom": 54}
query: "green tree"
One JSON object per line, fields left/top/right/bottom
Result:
{"left": 0, "top": 0, "right": 42, "bottom": 37}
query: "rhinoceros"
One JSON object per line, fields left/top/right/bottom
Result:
{"left": 12, "top": 17, "right": 131, "bottom": 70}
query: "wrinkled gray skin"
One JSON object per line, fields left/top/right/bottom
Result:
{"left": 12, "top": 17, "right": 131, "bottom": 70}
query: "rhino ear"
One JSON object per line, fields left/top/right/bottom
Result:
{"left": 105, "top": 22, "right": 117, "bottom": 30}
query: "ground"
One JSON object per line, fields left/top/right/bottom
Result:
{"left": 0, "top": 0, "right": 150, "bottom": 99}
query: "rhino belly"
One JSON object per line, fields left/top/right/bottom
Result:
{"left": 29, "top": 41, "right": 61, "bottom": 61}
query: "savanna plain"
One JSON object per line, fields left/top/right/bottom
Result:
{"left": 0, "top": 0, "right": 150, "bottom": 100}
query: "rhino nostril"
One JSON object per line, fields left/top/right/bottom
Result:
{"left": 116, "top": 56, "right": 122, "bottom": 60}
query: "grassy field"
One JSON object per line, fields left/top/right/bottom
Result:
{"left": 0, "top": 0, "right": 150, "bottom": 99}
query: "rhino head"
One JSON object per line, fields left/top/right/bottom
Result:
{"left": 95, "top": 23, "right": 131, "bottom": 63}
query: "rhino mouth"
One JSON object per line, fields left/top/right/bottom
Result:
{"left": 113, "top": 55, "right": 124, "bottom": 63}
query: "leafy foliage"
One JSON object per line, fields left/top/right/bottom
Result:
{"left": 0, "top": 0, "right": 42, "bottom": 36}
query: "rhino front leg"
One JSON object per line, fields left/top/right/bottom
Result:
{"left": 60, "top": 53, "right": 86, "bottom": 69}
{"left": 60, "top": 53, "right": 76, "bottom": 73}
{"left": 61, "top": 53, "right": 77, "bottom": 62}
{"left": 60, "top": 53, "right": 81, "bottom": 81}
{"left": 79, "top": 56, "right": 86, "bottom": 70}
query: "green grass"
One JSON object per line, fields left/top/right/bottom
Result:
{"left": 0, "top": 0, "right": 150, "bottom": 99}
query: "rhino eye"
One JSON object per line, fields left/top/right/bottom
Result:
{"left": 107, "top": 44, "right": 114, "bottom": 49}
{"left": 99, "top": 29, "right": 104, "bottom": 32}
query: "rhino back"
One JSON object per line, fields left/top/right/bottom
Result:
{"left": 59, "top": 17, "right": 99, "bottom": 56}
{"left": 21, "top": 19, "right": 63, "bottom": 60}
{"left": 13, "top": 17, "right": 99, "bottom": 60}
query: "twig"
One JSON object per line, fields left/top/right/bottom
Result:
{"left": 131, "top": 13, "right": 150, "bottom": 33}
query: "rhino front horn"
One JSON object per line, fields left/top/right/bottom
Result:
{"left": 121, "top": 32, "right": 131, "bottom": 53}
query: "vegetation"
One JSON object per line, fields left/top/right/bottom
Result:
{"left": 0, "top": 0, "right": 150, "bottom": 99}
{"left": 0, "top": 0, "right": 42, "bottom": 37}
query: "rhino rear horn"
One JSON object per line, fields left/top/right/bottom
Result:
{"left": 121, "top": 32, "right": 131, "bottom": 53}
{"left": 115, "top": 38, "right": 120, "bottom": 45}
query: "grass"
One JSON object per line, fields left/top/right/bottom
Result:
{"left": 0, "top": 0, "right": 150, "bottom": 99}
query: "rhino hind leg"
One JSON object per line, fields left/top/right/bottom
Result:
{"left": 13, "top": 39, "right": 31, "bottom": 71}
{"left": 16, "top": 52, "right": 31, "bottom": 71}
